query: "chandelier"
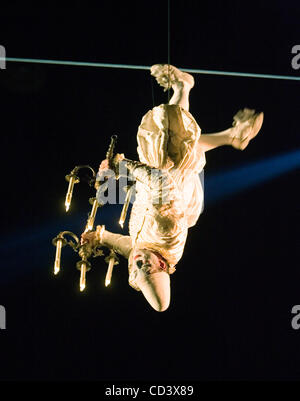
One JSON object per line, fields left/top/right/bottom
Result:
{"left": 51, "top": 135, "right": 132, "bottom": 292}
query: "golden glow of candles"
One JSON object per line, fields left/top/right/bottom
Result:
{"left": 80, "top": 262, "right": 87, "bottom": 292}
{"left": 54, "top": 239, "right": 62, "bottom": 275}
{"left": 105, "top": 256, "right": 115, "bottom": 287}
{"left": 86, "top": 199, "right": 99, "bottom": 231}
{"left": 119, "top": 186, "right": 133, "bottom": 228}
{"left": 119, "top": 218, "right": 124, "bottom": 229}
{"left": 85, "top": 220, "right": 92, "bottom": 232}
{"left": 65, "top": 176, "right": 76, "bottom": 212}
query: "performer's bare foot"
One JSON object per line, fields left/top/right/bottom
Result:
{"left": 150, "top": 64, "right": 194, "bottom": 92}
{"left": 230, "top": 108, "right": 264, "bottom": 150}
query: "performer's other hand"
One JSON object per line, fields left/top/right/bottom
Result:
{"left": 99, "top": 154, "right": 124, "bottom": 170}
{"left": 96, "top": 159, "right": 111, "bottom": 186}
{"left": 99, "top": 158, "right": 109, "bottom": 172}
{"left": 113, "top": 153, "right": 125, "bottom": 164}
{"left": 97, "top": 154, "right": 125, "bottom": 181}
{"left": 80, "top": 230, "right": 97, "bottom": 246}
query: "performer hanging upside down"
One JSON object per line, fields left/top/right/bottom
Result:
{"left": 81, "top": 64, "right": 264, "bottom": 312}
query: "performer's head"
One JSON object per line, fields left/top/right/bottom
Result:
{"left": 128, "top": 248, "right": 170, "bottom": 312}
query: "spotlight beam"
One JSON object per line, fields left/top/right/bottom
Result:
{"left": 205, "top": 149, "right": 300, "bottom": 205}
{"left": 1, "top": 150, "right": 299, "bottom": 282}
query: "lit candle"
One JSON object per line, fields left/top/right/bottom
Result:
{"left": 54, "top": 238, "right": 62, "bottom": 275}
{"left": 80, "top": 262, "right": 87, "bottom": 292}
{"left": 119, "top": 185, "right": 133, "bottom": 228}
{"left": 86, "top": 199, "right": 99, "bottom": 231}
{"left": 105, "top": 255, "right": 115, "bottom": 287}
{"left": 65, "top": 175, "right": 78, "bottom": 212}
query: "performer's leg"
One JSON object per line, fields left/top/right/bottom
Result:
{"left": 199, "top": 109, "right": 264, "bottom": 152}
{"left": 150, "top": 65, "right": 264, "bottom": 151}
{"left": 198, "top": 129, "right": 232, "bottom": 152}
{"left": 168, "top": 80, "right": 192, "bottom": 111}
{"left": 150, "top": 64, "right": 194, "bottom": 111}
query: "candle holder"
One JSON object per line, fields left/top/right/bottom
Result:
{"left": 52, "top": 231, "right": 80, "bottom": 275}
{"left": 52, "top": 135, "right": 122, "bottom": 292}
{"left": 52, "top": 229, "right": 105, "bottom": 291}
{"left": 104, "top": 249, "right": 119, "bottom": 287}
{"left": 64, "top": 165, "right": 97, "bottom": 212}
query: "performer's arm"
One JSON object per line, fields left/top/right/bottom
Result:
{"left": 81, "top": 226, "right": 132, "bottom": 259}
{"left": 97, "top": 155, "right": 168, "bottom": 204}
{"left": 125, "top": 160, "right": 167, "bottom": 190}
{"left": 101, "top": 228, "right": 132, "bottom": 259}
{"left": 97, "top": 153, "right": 163, "bottom": 189}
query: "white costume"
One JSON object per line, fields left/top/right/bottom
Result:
{"left": 100, "top": 104, "right": 206, "bottom": 290}
{"left": 85, "top": 63, "right": 263, "bottom": 310}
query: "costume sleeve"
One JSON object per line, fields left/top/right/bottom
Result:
{"left": 126, "top": 160, "right": 168, "bottom": 191}
{"left": 101, "top": 230, "right": 132, "bottom": 259}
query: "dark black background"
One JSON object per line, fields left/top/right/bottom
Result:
{"left": 0, "top": 0, "right": 299, "bottom": 382}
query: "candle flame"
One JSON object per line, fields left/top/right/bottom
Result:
{"left": 54, "top": 263, "right": 60, "bottom": 275}
{"left": 65, "top": 176, "right": 76, "bottom": 212}
{"left": 85, "top": 199, "right": 99, "bottom": 231}
{"left": 86, "top": 221, "right": 93, "bottom": 232}
{"left": 105, "top": 257, "right": 115, "bottom": 287}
